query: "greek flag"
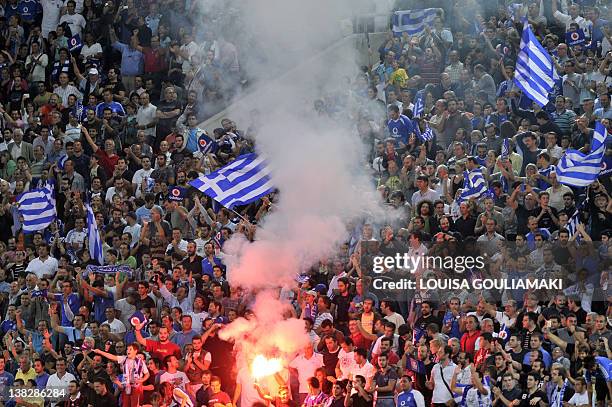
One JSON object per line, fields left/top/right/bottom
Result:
{"left": 501, "top": 138, "right": 510, "bottom": 159}
{"left": 556, "top": 121, "right": 607, "bottom": 187}
{"left": 513, "top": 22, "right": 557, "bottom": 107}
{"left": 86, "top": 203, "right": 104, "bottom": 265}
{"left": 392, "top": 9, "right": 439, "bottom": 36}
{"left": 57, "top": 154, "right": 68, "bottom": 171}
{"left": 566, "top": 196, "right": 588, "bottom": 238}
{"left": 415, "top": 122, "right": 434, "bottom": 142}
{"left": 413, "top": 92, "right": 424, "bottom": 118}
{"left": 189, "top": 153, "right": 274, "bottom": 209}
{"left": 459, "top": 168, "right": 488, "bottom": 202}
{"left": 16, "top": 186, "right": 56, "bottom": 233}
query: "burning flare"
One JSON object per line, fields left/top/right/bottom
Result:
{"left": 251, "top": 355, "right": 283, "bottom": 380}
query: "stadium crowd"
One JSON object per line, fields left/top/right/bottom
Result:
{"left": 0, "top": 0, "right": 610, "bottom": 406}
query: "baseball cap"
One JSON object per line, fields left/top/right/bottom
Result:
{"left": 305, "top": 290, "right": 317, "bottom": 297}
{"left": 88, "top": 68, "right": 99, "bottom": 75}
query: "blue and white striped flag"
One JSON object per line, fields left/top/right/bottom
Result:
{"left": 566, "top": 196, "right": 588, "bottom": 240}
{"left": 413, "top": 92, "right": 425, "bottom": 118}
{"left": 566, "top": 208, "right": 580, "bottom": 237}
{"left": 513, "top": 22, "right": 557, "bottom": 107}
{"left": 459, "top": 168, "right": 488, "bottom": 202}
{"left": 86, "top": 203, "right": 104, "bottom": 265}
{"left": 16, "top": 187, "right": 56, "bottom": 233}
{"left": 507, "top": 3, "right": 523, "bottom": 21}
{"left": 556, "top": 121, "right": 607, "bottom": 187}
{"left": 57, "top": 154, "right": 68, "bottom": 171}
{"left": 189, "top": 153, "right": 274, "bottom": 210}
{"left": 415, "top": 122, "right": 434, "bottom": 142}
{"left": 501, "top": 138, "right": 510, "bottom": 159}
{"left": 392, "top": 9, "right": 439, "bottom": 36}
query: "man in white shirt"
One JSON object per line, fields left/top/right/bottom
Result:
{"left": 381, "top": 300, "right": 405, "bottom": 333}
{"left": 411, "top": 175, "right": 438, "bottom": 209}
{"left": 25, "top": 244, "right": 58, "bottom": 279}
{"left": 132, "top": 156, "right": 154, "bottom": 199}
{"left": 348, "top": 348, "right": 376, "bottom": 392}
{"left": 566, "top": 377, "right": 589, "bottom": 406}
{"left": 41, "top": 0, "right": 65, "bottom": 39}
{"left": 59, "top": 0, "right": 86, "bottom": 37}
{"left": 46, "top": 358, "right": 76, "bottom": 407}
{"left": 430, "top": 345, "right": 457, "bottom": 406}
{"left": 552, "top": 0, "right": 589, "bottom": 32}
{"left": 336, "top": 338, "right": 356, "bottom": 380}
{"left": 102, "top": 307, "right": 127, "bottom": 334}
{"left": 136, "top": 92, "right": 157, "bottom": 142}
{"left": 289, "top": 342, "right": 323, "bottom": 404}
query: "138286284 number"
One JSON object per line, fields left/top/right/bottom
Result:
{"left": 6, "top": 387, "right": 67, "bottom": 400}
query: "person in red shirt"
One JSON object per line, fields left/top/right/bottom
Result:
{"left": 473, "top": 333, "right": 494, "bottom": 372}
{"left": 134, "top": 322, "right": 181, "bottom": 362}
{"left": 371, "top": 337, "right": 400, "bottom": 367}
{"left": 348, "top": 319, "right": 373, "bottom": 350}
{"left": 460, "top": 315, "right": 481, "bottom": 355}
{"left": 82, "top": 126, "right": 119, "bottom": 178}
{"left": 208, "top": 376, "right": 232, "bottom": 407}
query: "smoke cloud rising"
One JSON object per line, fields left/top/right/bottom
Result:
{"left": 203, "top": 0, "right": 390, "bottom": 370}
{"left": 218, "top": 0, "right": 387, "bottom": 288}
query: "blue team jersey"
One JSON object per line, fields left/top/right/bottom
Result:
{"left": 18, "top": 0, "right": 40, "bottom": 22}
{"left": 596, "top": 356, "right": 612, "bottom": 382}
{"left": 95, "top": 101, "right": 126, "bottom": 117}
{"left": 387, "top": 114, "right": 413, "bottom": 146}
{"left": 397, "top": 390, "right": 417, "bottom": 407}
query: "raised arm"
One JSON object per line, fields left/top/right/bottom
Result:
{"left": 92, "top": 347, "right": 119, "bottom": 362}
{"left": 81, "top": 126, "right": 99, "bottom": 152}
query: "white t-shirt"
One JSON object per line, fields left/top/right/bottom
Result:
{"left": 59, "top": 13, "right": 86, "bottom": 36}
{"left": 160, "top": 371, "right": 189, "bottom": 391}
{"left": 132, "top": 168, "right": 154, "bottom": 198}
{"left": 26, "top": 256, "right": 59, "bottom": 279}
{"left": 432, "top": 361, "right": 457, "bottom": 404}
{"left": 46, "top": 372, "right": 76, "bottom": 407}
{"left": 384, "top": 313, "right": 406, "bottom": 333}
{"left": 137, "top": 104, "right": 157, "bottom": 138}
{"left": 567, "top": 390, "right": 589, "bottom": 405}
{"left": 465, "top": 386, "right": 492, "bottom": 407}
{"left": 81, "top": 42, "right": 102, "bottom": 59}
{"left": 237, "top": 366, "right": 262, "bottom": 407}
{"left": 187, "top": 311, "right": 209, "bottom": 333}
{"left": 103, "top": 318, "right": 127, "bottom": 334}
{"left": 289, "top": 353, "right": 323, "bottom": 393}
{"left": 348, "top": 361, "right": 376, "bottom": 389}
{"left": 337, "top": 349, "right": 356, "bottom": 379}
{"left": 41, "top": 0, "right": 65, "bottom": 38}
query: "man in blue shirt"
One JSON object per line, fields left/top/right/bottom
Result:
{"left": 18, "top": 0, "right": 41, "bottom": 25}
{"left": 522, "top": 333, "right": 552, "bottom": 368}
{"left": 525, "top": 216, "right": 551, "bottom": 249}
{"left": 201, "top": 242, "right": 224, "bottom": 277}
{"left": 95, "top": 88, "right": 125, "bottom": 118}
{"left": 0, "top": 358, "right": 14, "bottom": 400}
{"left": 387, "top": 105, "right": 413, "bottom": 149}
{"left": 110, "top": 27, "right": 144, "bottom": 93}
{"left": 396, "top": 375, "right": 426, "bottom": 407}
{"left": 49, "top": 278, "right": 80, "bottom": 326}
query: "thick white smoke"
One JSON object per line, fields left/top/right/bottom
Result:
{"left": 218, "top": 0, "right": 388, "bottom": 288}
{"left": 202, "top": 0, "right": 391, "bottom": 372}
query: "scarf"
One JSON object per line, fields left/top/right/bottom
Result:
{"left": 122, "top": 357, "right": 144, "bottom": 388}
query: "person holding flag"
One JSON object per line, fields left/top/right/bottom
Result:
{"left": 176, "top": 110, "right": 215, "bottom": 155}
{"left": 387, "top": 104, "right": 413, "bottom": 149}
